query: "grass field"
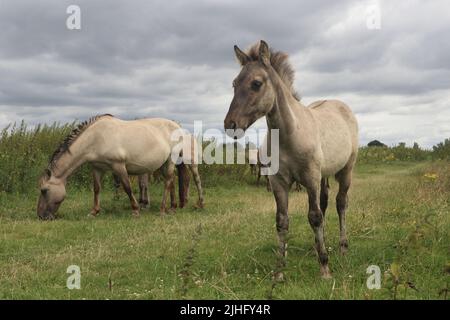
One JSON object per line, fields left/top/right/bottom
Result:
{"left": 0, "top": 160, "right": 448, "bottom": 299}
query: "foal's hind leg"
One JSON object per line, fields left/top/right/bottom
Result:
{"left": 320, "top": 178, "right": 329, "bottom": 218}
{"left": 335, "top": 166, "right": 353, "bottom": 255}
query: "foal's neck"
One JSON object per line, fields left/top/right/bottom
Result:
{"left": 266, "top": 69, "right": 306, "bottom": 135}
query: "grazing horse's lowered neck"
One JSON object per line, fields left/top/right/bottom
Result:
{"left": 50, "top": 132, "right": 94, "bottom": 182}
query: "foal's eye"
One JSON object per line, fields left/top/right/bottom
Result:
{"left": 232, "top": 80, "right": 237, "bottom": 88}
{"left": 251, "top": 80, "right": 262, "bottom": 91}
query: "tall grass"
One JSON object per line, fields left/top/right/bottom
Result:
{"left": 0, "top": 121, "right": 93, "bottom": 193}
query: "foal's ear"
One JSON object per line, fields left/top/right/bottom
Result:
{"left": 234, "top": 45, "right": 250, "bottom": 66}
{"left": 259, "top": 40, "right": 271, "bottom": 67}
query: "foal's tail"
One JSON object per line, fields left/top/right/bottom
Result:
{"left": 176, "top": 162, "right": 191, "bottom": 208}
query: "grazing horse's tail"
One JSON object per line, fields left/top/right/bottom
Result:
{"left": 176, "top": 162, "right": 190, "bottom": 208}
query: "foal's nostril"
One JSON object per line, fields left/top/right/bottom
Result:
{"left": 230, "top": 121, "right": 237, "bottom": 130}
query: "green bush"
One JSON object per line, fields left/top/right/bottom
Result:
{"left": 432, "top": 138, "right": 450, "bottom": 161}
{"left": 357, "top": 143, "right": 431, "bottom": 164}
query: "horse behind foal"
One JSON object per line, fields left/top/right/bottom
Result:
{"left": 224, "top": 41, "right": 358, "bottom": 278}
{"left": 37, "top": 115, "right": 203, "bottom": 219}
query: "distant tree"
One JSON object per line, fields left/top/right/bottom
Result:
{"left": 432, "top": 138, "right": 450, "bottom": 160}
{"left": 367, "top": 140, "right": 387, "bottom": 147}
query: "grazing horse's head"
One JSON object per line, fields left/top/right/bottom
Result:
{"left": 37, "top": 169, "right": 66, "bottom": 220}
{"left": 224, "top": 40, "right": 276, "bottom": 138}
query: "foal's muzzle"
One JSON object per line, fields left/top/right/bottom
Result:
{"left": 224, "top": 112, "right": 248, "bottom": 139}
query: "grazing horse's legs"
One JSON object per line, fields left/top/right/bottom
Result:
{"left": 169, "top": 180, "right": 177, "bottom": 209}
{"left": 91, "top": 169, "right": 102, "bottom": 216}
{"left": 113, "top": 173, "right": 121, "bottom": 199}
{"left": 270, "top": 175, "right": 290, "bottom": 280}
{"left": 160, "top": 160, "right": 175, "bottom": 214}
{"left": 257, "top": 165, "right": 262, "bottom": 186}
{"left": 112, "top": 164, "right": 140, "bottom": 217}
{"left": 138, "top": 174, "right": 150, "bottom": 209}
{"left": 303, "top": 172, "right": 331, "bottom": 279}
{"left": 188, "top": 164, "right": 204, "bottom": 208}
{"left": 335, "top": 165, "right": 353, "bottom": 254}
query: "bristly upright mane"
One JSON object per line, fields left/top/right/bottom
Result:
{"left": 245, "top": 43, "right": 301, "bottom": 100}
{"left": 48, "top": 114, "right": 114, "bottom": 169}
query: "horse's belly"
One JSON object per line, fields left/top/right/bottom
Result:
{"left": 125, "top": 149, "right": 170, "bottom": 174}
{"left": 321, "top": 146, "right": 352, "bottom": 177}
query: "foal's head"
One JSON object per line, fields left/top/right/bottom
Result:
{"left": 37, "top": 169, "right": 66, "bottom": 220}
{"left": 224, "top": 40, "right": 278, "bottom": 138}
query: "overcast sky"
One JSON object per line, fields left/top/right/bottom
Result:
{"left": 0, "top": 0, "right": 449, "bottom": 147}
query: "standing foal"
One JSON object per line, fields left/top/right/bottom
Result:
{"left": 224, "top": 41, "right": 358, "bottom": 278}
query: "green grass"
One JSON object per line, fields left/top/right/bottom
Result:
{"left": 0, "top": 161, "right": 449, "bottom": 299}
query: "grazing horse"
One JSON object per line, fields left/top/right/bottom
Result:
{"left": 37, "top": 115, "right": 203, "bottom": 220}
{"left": 224, "top": 41, "right": 358, "bottom": 278}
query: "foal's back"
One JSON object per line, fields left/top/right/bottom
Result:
{"left": 308, "top": 100, "right": 359, "bottom": 176}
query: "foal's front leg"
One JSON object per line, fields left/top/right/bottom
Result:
{"left": 112, "top": 164, "right": 140, "bottom": 217}
{"left": 270, "top": 175, "right": 290, "bottom": 281}
{"left": 304, "top": 174, "right": 331, "bottom": 279}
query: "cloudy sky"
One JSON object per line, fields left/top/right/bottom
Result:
{"left": 0, "top": 0, "right": 449, "bottom": 147}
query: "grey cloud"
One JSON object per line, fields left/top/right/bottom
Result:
{"left": 0, "top": 0, "right": 449, "bottom": 147}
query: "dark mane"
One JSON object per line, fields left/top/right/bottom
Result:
{"left": 246, "top": 43, "right": 301, "bottom": 100}
{"left": 48, "top": 114, "right": 113, "bottom": 169}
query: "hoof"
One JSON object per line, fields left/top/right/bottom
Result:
{"left": 194, "top": 201, "right": 204, "bottom": 209}
{"left": 340, "top": 240, "right": 349, "bottom": 255}
{"left": 320, "top": 266, "right": 332, "bottom": 279}
{"left": 132, "top": 210, "right": 140, "bottom": 218}
{"left": 89, "top": 210, "right": 100, "bottom": 217}
{"left": 167, "top": 208, "right": 176, "bottom": 214}
{"left": 274, "top": 271, "right": 285, "bottom": 283}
